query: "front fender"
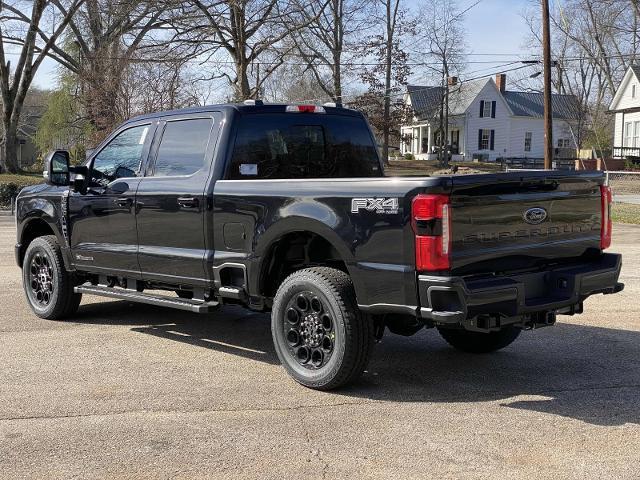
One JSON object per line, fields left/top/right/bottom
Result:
{"left": 16, "top": 188, "right": 71, "bottom": 268}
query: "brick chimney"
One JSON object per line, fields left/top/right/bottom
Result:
{"left": 447, "top": 76, "right": 458, "bottom": 86}
{"left": 496, "top": 73, "right": 506, "bottom": 93}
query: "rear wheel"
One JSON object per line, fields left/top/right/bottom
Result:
{"left": 437, "top": 326, "right": 521, "bottom": 353}
{"left": 271, "top": 267, "right": 373, "bottom": 390}
{"left": 22, "top": 235, "right": 81, "bottom": 320}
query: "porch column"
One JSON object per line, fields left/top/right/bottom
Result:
{"left": 418, "top": 126, "right": 423, "bottom": 155}
{"left": 427, "top": 125, "right": 432, "bottom": 155}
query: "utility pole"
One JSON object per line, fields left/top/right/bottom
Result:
{"left": 542, "top": 0, "right": 553, "bottom": 169}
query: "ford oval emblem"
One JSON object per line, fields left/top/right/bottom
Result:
{"left": 523, "top": 207, "right": 548, "bottom": 225}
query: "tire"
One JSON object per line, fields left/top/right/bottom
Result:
{"left": 271, "top": 267, "right": 373, "bottom": 390}
{"left": 437, "top": 325, "right": 521, "bottom": 353}
{"left": 22, "top": 235, "right": 82, "bottom": 320}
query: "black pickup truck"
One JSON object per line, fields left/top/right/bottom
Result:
{"left": 15, "top": 102, "right": 623, "bottom": 389}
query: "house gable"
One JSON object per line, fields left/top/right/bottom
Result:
{"left": 609, "top": 66, "right": 640, "bottom": 112}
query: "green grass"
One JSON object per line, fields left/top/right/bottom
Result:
{"left": 612, "top": 203, "right": 640, "bottom": 225}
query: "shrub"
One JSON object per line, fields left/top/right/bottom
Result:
{"left": 0, "top": 174, "right": 44, "bottom": 208}
{"left": 403, "top": 153, "right": 415, "bottom": 160}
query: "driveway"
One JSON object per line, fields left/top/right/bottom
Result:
{"left": 1, "top": 216, "right": 639, "bottom": 479}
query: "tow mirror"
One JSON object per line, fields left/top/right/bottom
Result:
{"left": 43, "top": 150, "right": 70, "bottom": 186}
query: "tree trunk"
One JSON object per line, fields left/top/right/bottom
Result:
{"left": 235, "top": 60, "right": 252, "bottom": 101}
{"left": 1, "top": 120, "right": 19, "bottom": 173}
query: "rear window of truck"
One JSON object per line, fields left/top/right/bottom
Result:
{"left": 227, "top": 114, "right": 381, "bottom": 179}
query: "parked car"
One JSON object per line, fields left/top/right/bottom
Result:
{"left": 15, "top": 102, "right": 623, "bottom": 390}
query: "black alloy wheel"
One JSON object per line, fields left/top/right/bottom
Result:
{"left": 284, "top": 291, "right": 335, "bottom": 370}
{"left": 22, "top": 236, "right": 81, "bottom": 320}
{"left": 271, "top": 267, "right": 373, "bottom": 390}
{"left": 28, "top": 250, "right": 54, "bottom": 307}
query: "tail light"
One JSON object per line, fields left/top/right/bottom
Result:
{"left": 412, "top": 194, "right": 451, "bottom": 271}
{"left": 600, "top": 185, "right": 612, "bottom": 250}
{"left": 285, "top": 105, "right": 326, "bottom": 113}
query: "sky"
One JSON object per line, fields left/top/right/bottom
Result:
{"left": 30, "top": 0, "right": 534, "bottom": 92}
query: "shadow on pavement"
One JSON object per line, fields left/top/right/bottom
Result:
{"left": 73, "top": 300, "right": 640, "bottom": 426}
{"left": 74, "top": 301, "right": 279, "bottom": 365}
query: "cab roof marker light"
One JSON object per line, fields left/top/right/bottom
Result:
{"left": 286, "top": 105, "right": 326, "bottom": 113}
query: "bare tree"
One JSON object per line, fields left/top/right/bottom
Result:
{"left": 179, "top": 0, "right": 329, "bottom": 101}
{"left": 0, "top": 0, "right": 84, "bottom": 173}
{"left": 40, "top": 0, "right": 170, "bottom": 141}
{"left": 292, "top": 0, "right": 374, "bottom": 103}
{"left": 520, "top": 0, "right": 638, "bottom": 155}
{"left": 354, "top": 0, "right": 413, "bottom": 165}
{"left": 119, "top": 56, "right": 202, "bottom": 117}
{"left": 414, "top": 0, "right": 468, "bottom": 166}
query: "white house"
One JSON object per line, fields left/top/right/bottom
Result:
{"left": 399, "top": 74, "right": 579, "bottom": 162}
{"left": 609, "top": 65, "right": 640, "bottom": 160}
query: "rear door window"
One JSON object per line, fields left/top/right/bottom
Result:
{"left": 152, "top": 118, "right": 213, "bottom": 177}
{"left": 227, "top": 114, "right": 381, "bottom": 179}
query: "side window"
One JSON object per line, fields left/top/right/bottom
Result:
{"left": 91, "top": 124, "right": 149, "bottom": 186}
{"left": 227, "top": 114, "right": 380, "bottom": 179}
{"left": 153, "top": 118, "right": 213, "bottom": 177}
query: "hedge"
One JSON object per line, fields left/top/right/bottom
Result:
{"left": 0, "top": 174, "right": 44, "bottom": 209}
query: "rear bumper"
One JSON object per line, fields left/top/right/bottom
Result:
{"left": 418, "top": 253, "right": 623, "bottom": 325}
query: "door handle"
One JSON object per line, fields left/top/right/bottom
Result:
{"left": 177, "top": 197, "right": 199, "bottom": 208}
{"left": 115, "top": 197, "right": 132, "bottom": 208}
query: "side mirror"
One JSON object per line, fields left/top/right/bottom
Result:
{"left": 43, "top": 150, "right": 70, "bottom": 186}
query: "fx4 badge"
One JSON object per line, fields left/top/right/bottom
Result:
{"left": 351, "top": 197, "right": 399, "bottom": 214}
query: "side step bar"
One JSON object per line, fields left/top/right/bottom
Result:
{"left": 74, "top": 285, "right": 219, "bottom": 313}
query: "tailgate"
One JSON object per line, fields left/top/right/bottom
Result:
{"left": 449, "top": 171, "right": 604, "bottom": 274}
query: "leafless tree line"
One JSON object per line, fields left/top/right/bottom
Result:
{"left": 0, "top": 0, "right": 437, "bottom": 172}
{"left": 520, "top": 0, "right": 639, "bottom": 153}
{"left": 4, "top": 0, "right": 629, "bottom": 172}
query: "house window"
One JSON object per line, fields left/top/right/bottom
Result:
{"left": 557, "top": 138, "right": 572, "bottom": 148}
{"left": 633, "top": 84, "right": 637, "bottom": 99}
{"left": 524, "top": 132, "right": 532, "bottom": 152}
{"left": 482, "top": 100, "right": 492, "bottom": 118}
{"left": 480, "top": 129, "right": 491, "bottom": 150}
{"left": 625, "top": 122, "right": 632, "bottom": 147}
{"left": 634, "top": 121, "right": 640, "bottom": 148}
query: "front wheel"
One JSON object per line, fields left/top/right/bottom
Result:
{"left": 22, "top": 235, "right": 81, "bottom": 320}
{"left": 437, "top": 325, "right": 521, "bottom": 353}
{"left": 271, "top": 267, "right": 373, "bottom": 390}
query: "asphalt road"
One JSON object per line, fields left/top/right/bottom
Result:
{"left": 1, "top": 214, "right": 639, "bottom": 479}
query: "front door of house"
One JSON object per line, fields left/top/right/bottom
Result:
{"left": 451, "top": 130, "right": 460, "bottom": 154}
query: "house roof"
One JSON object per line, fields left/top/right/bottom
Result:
{"left": 406, "top": 78, "right": 580, "bottom": 120}
{"left": 609, "top": 65, "right": 640, "bottom": 112}
{"left": 407, "top": 78, "right": 488, "bottom": 120}
{"left": 503, "top": 91, "right": 579, "bottom": 119}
